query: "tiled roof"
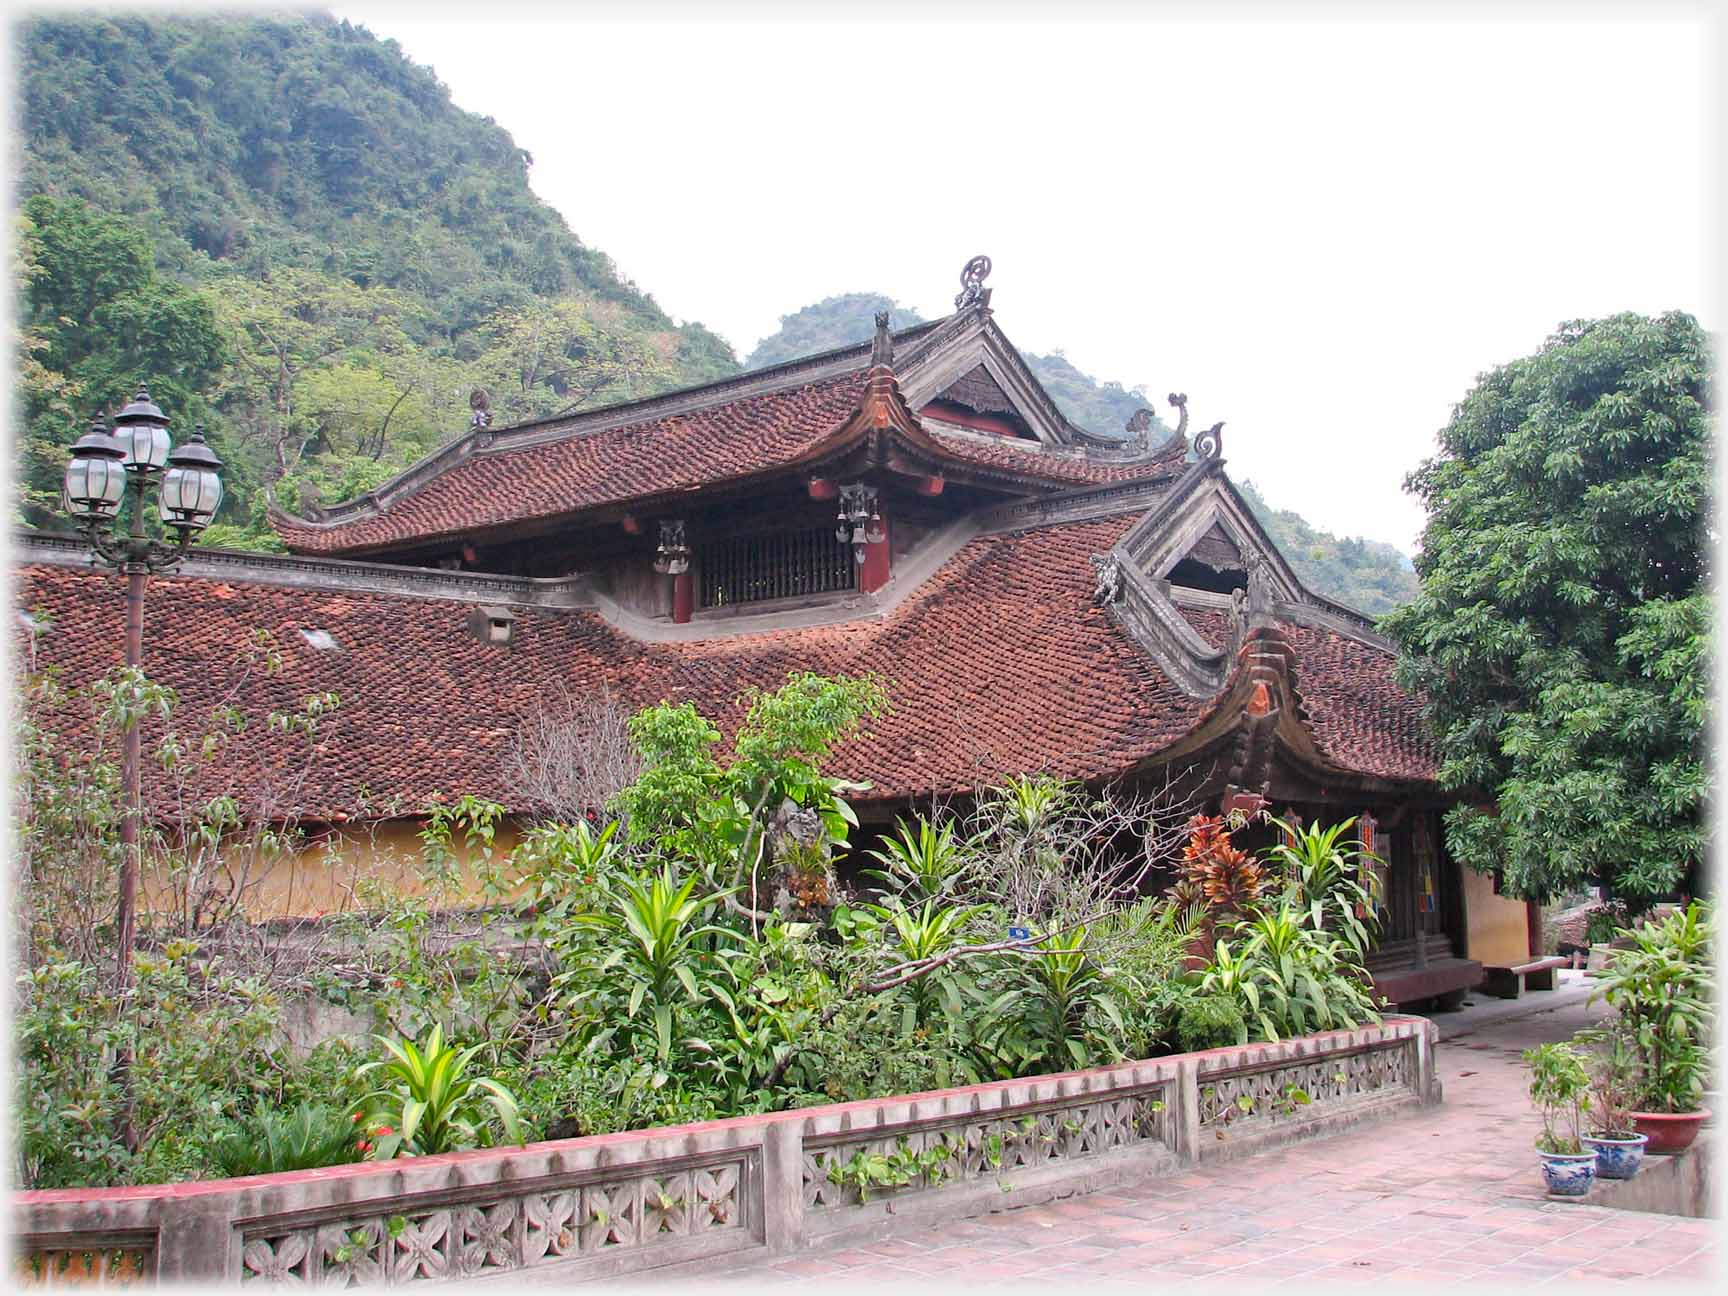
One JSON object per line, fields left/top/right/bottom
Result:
{"left": 273, "top": 373, "right": 870, "bottom": 556}
{"left": 272, "top": 366, "right": 1185, "bottom": 558}
{"left": 15, "top": 518, "right": 1436, "bottom": 823}
{"left": 925, "top": 429, "right": 1188, "bottom": 483}
{"left": 1284, "top": 622, "right": 1438, "bottom": 783}
{"left": 1176, "top": 605, "right": 1232, "bottom": 650}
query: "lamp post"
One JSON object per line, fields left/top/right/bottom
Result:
{"left": 62, "top": 385, "right": 224, "bottom": 995}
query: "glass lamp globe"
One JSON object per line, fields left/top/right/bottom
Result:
{"left": 159, "top": 425, "right": 224, "bottom": 532}
{"left": 63, "top": 418, "right": 127, "bottom": 523}
{"left": 113, "top": 384, "right": 172, "bottom": 472}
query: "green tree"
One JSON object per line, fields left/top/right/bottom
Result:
{"left": 470, "top": 297, "right": 676, "bottom": 426}
{"left": 16, "top": 196, "right": 226, "bottom": 523}
{"left": 1382, "top": 312, "right": 1709, "bottom": 906}
{"left": 205, "top": 266, "right": 428, "bottom": 481}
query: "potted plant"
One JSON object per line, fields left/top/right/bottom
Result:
{"left": 1524, "top": 1041, "right": 1596, "bottom": 1196}
{"left": 1575, "top": 1019, "right": 1649, "bottom": 1179}
{"left": 1589, "top": 901, "right": 1714, "bottom": 1154}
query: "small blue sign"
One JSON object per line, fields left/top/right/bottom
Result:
{"left": 1008, "top": 927, "right": 1031, "bottom": 940}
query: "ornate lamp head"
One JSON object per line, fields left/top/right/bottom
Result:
{"left": 63, "top": 417, "right": 127, "bottom": 523}
{"left": 159, "top": 424, "right": 224, "bottom": 533}
{"left": 112, "top": 384, "right": 172, "bottom": 472}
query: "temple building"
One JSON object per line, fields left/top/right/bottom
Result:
{"left": 12, "top": 258, "right": 1537, "bottom": 1007}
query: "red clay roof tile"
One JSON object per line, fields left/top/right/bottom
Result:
{"left": 16, "top": 517, "right": 1435, "bottom": 822}
{"left": 274, "top": 373, "right": 872, "bottom": 556}
{"left": 272, "top": 368, "right": 1184, "bottom": 558}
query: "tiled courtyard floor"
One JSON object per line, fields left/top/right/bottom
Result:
{"left": 701, "top": 986, "right": 1718, "bottom": 1287}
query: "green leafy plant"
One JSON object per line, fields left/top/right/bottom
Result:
{"left": 824, "top": 1138, "right": 955, "bottom": 1201}
{"left": 1524, "top": 1041, "right": 1592, "bottom": 1155}
{"left": 1574, "top": 1018, "right": 1641, "bottom": 1138}
{"left": 1587, "top": 900, "right": 1714, "bottom": 1113}
{"left": 563, "top": 865, "right": 736, "bottom": 1062}
{"left": 1176, "top": 994, "right": 1246, "bottom": 1052}
{"left": 353, "top": 1024, "right": 523, "bottom": 1158}
{"left": 208, "top": 1102, "right": 359, "bottom": 1177}
{"left": 1584, "top": 902, "right": 1635, "bottom": 947}
{"left": 1202, "top": 902, "right": 1381, "bottom": 1043}
{"left": 864, "top": 817, "right": 972, "bottom": 901}
{"left": 1262, "top": 815, "right": 1381, "bottom": 959}
{"left": 979, "top": 925, "right": 1128, "bottom": 1072}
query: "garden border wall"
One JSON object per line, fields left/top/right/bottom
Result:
{"left": 13, "top": 1016, "right": 1439, "bottom": 1285}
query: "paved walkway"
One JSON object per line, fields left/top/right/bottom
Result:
{"left": 707, "top": 981, "right": 1718, "bottom": 1287}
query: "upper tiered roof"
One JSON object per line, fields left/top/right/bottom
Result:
{"left": 269, "top": 297, "right": 1188, "bottom": 559}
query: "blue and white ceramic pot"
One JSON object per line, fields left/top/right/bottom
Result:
{"left": 1582, "top": 1132, "right": 1649, "bottom": 1180}
{"left": 1538, "top": 1150, "right": 1597, "bottom": 1196}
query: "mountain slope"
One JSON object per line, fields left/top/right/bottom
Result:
{"left": 15, "top": 10, "right": 739, "bottom": 542}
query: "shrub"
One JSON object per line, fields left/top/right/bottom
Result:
{"left": 1177, "top": 995, "right": 1246, "bottom": 1052}
{"left": 208, "top": 1102, "right": 359, "bottom": 1177}
{"left": 353, "top": 1024, "right": 523, "bottom": 1158}
{"left": 1588, "top": 900, "right": 1714, "bottom": 1113}
{"left": 1525, "top": 1041, "right": 1591, "bottom": 1155}
{"left": 13, "top": 948, "right": 283, "bottom": 1188}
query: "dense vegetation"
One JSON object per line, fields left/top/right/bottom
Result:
{"left": 1383, "top": 312, "right": 1709, "bottom": 906}
{"left": 14, "top": 663, "right": 1383, "bottom": 1188}
{"left": 14, "top": 10, "right": 739, "bottom": 545}
{"left": 1234, "top": 480, "right": 1418, "bottom": 616}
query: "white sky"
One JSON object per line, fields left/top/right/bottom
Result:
{"left": 340, "top": 2, "right": 1711, "bottom": 555}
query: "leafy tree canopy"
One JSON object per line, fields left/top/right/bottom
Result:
{"left": 1382, "top": 312, "right": 1710, "bottom": 906}
{"left": 15, "top": 195, "right": 228, "bottom": 524}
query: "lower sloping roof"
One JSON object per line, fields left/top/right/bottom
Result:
{"left": 14, "top": 512, "right": 1435, "bottom": 822}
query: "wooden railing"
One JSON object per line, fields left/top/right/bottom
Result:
{"left": 698, "top": 526, "right": 856, "bottom": 609}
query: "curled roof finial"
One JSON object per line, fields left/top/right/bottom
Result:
{"left": 954, "top": 255, "right": 993, "bottom": 311}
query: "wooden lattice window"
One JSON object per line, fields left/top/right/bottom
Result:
{"left": 698, "top": 527, "right": 856, "bottom": 609}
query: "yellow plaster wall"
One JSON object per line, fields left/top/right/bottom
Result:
{"left": 1462, "top": 866, "right": 1530, "bottom": 965}
{"left": 140, "top": 818, "right": 530, "bottom": 921}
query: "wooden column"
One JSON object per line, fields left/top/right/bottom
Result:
{"left": 859, "top": 515, "right": 891, "bottom": 594}
{"left": 1525, "top": 899, "right": 1544, "bottom": 960}
{"left": 672, "top": 571, "right": 694, "bottom": 623}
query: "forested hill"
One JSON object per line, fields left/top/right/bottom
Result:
{"left": 750, "top": 295, "right": 1418, "bottom": 615}
{"left": 747, "top": 294, "right": 1164, "bottom": 441}
{"left": 15, "top": 10, "right": 739, "bottom": 546}
{"left": 1233, "top": 480, "right": 1417, "bottom": 616}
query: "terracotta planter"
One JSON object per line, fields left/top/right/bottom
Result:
{"left": 1630, "top": 1108, "right": 1710, "bottom": 1155}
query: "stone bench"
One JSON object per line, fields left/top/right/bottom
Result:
{"left": 1481, "top": 955, "right": 1568, "bottom": 999}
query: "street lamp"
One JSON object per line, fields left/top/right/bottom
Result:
{"left": 63, "top": 385, "right": 223, "bottom": 994}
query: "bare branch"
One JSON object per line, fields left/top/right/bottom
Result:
{"left": 506, "top": 685, "right": 641, "bottom": 826}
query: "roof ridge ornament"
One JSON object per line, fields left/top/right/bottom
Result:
{"left": 870, "top": 311, "right": 894, "bottom": 368}
{"left": 1124, "top": 407, "right": 1155, "bottom": 452}
{"left": 1195, "top": 419, "right": 1224, "bottom": 461}
{"left": 1089, "top": 551, "right": 1125, "bottom": 605}
{"left": 954, "top": 255, "right": 993, "bottom": 312}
